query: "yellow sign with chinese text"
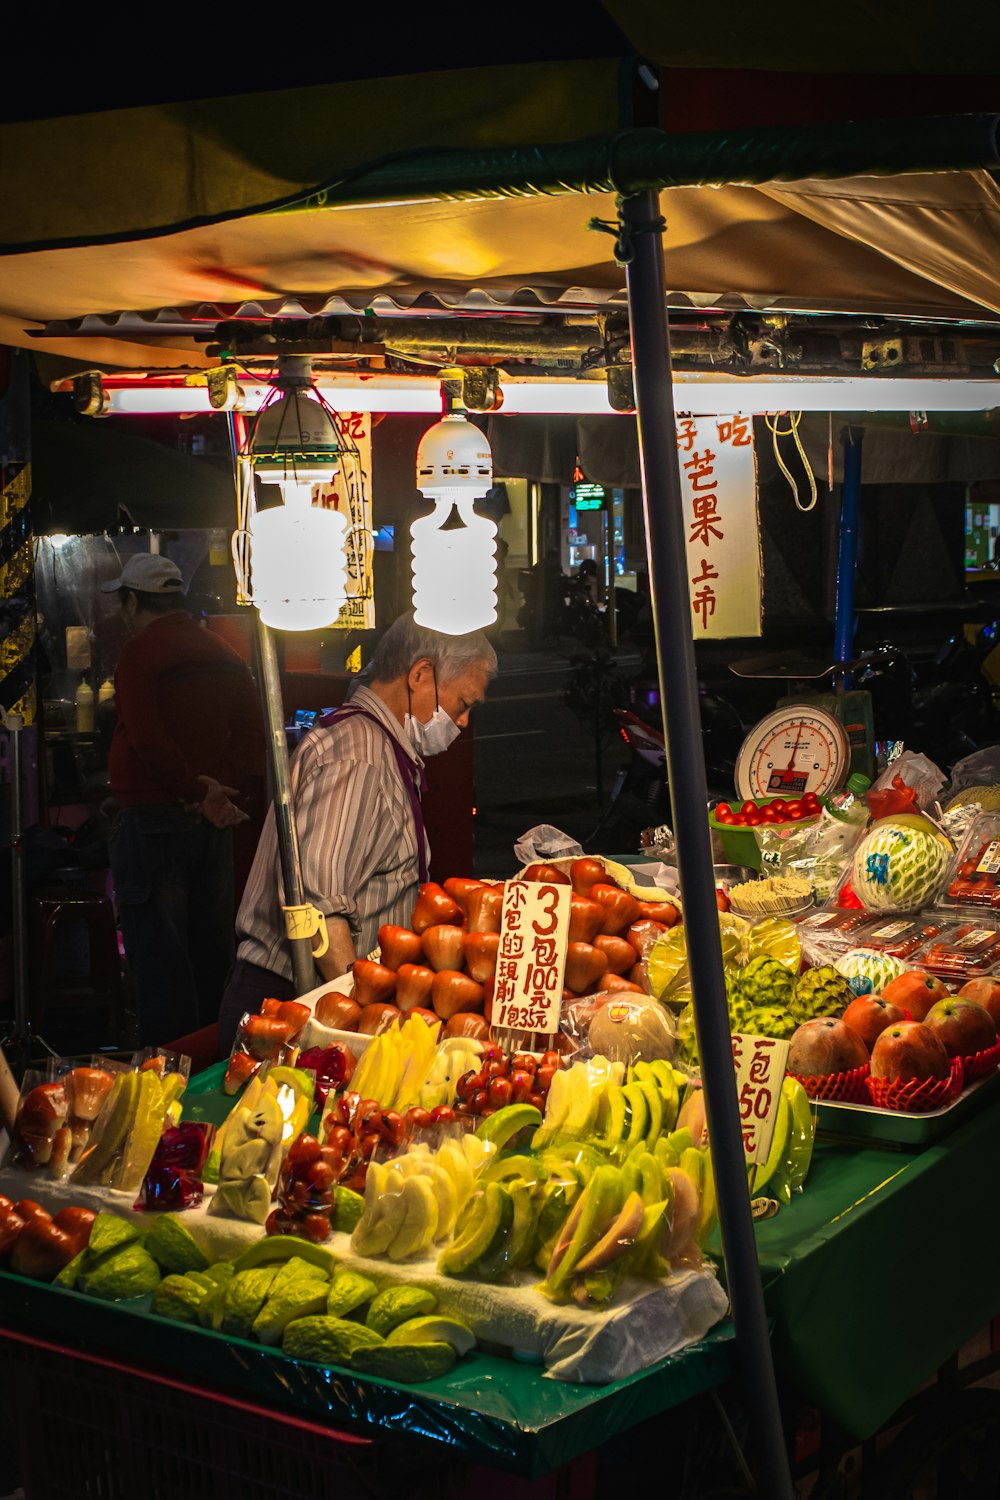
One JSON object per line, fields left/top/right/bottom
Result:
{"left": 675, "top": 413, "right": 762, "bottom": 638}
{"left": 494, "top": 880, "right": 571, "bottom": 1037}
{"left": 731, "top": 1031, "right": 790, "bottom": 1164}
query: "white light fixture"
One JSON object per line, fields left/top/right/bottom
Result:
{"left": 246, "top": 363, "right": 349, "bottom": 631}
{"left": 86, "top": 373, "right": 1000, "bottom": 418}
{"left": 411, "top": 414, "right": 497, "bottom": 634}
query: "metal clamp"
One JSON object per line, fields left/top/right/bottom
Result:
{"left": 282, "top": 903, "right": 329, "bottom": 958}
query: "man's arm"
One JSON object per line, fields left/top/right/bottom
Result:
{"left": 313, "top": 916, "right": 356, "bottom": 981}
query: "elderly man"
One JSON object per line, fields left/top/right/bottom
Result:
{"left": 218, "top": 613, "right": 497, "bottom": 1049}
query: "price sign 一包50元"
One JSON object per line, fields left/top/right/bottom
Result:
{"left": 493, "top": 881, "right": 571, "bottom": 1036}
{"left": 731, "top": 1032, "right": 790, "bottom": 1164}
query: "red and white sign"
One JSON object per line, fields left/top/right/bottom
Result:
{"left": 675, "top": 413, "right": 762, "bottom": 639}
{"left": 731, "top": 1032, "right": 789, "bottom": 1163}
{"left": 493, "top": 880, "right": 571, "bottom": 1035}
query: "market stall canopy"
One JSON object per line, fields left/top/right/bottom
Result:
{"left": 2, "top": 69, "right": 1000, "bottom": 374}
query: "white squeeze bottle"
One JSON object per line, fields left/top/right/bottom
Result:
{"left": 75, "top": 680, "right": 95, "bottom": 733}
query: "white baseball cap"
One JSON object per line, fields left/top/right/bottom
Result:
{"left": 100, "top": 555, "right": 185, "bottom": 594}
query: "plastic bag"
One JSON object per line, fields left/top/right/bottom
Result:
{"left": 513, "top": 825, "right": 584, "bottom": 864}
{"left": 868, "top": 751, "right": 946, "bottom": 816}
{"left": 947, "top": 747, "right": 1000, "bottom": 798}
{"left": 756, "top": 808, "right": 866, "bottom": 904}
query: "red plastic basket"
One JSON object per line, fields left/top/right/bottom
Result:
{"left": 792, "top": 1063, "right": 871, "bottom": 1103}
{"left": 866, "top": 1056, "right": 965, "bottom": 1113}
{"left": 960, "top": 1037, "right": 1000, "bottom": 1085}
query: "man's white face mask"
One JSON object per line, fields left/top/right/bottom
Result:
{"left": 405, "top": 668, "right": 460, "bottom": 756}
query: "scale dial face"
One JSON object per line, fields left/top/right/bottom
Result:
{"left": 735, "top": 705, "right": 849, "bottom": 801}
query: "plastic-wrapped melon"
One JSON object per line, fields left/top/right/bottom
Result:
{"left": 850, "top": 820, "right": 951, "bottom": 913}
{"left": 834, "top": 947, "right": 908, "bottom": 996}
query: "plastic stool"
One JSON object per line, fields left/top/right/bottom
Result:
{"left": 30, "top": 889, "right": 125, "bottom": 1042}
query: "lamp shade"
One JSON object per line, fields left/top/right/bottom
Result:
{"left": 251, "top": 502, "right": 349, "bottom": 631}
{"left": 250, "top": 388, "right": 343, "bottom": 487}
{"left": 412, "top": 414, "right": 497, "bottom": 634}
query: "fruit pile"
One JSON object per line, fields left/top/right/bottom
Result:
{"left": 678, "top": 960, "right": 853, "bottom": 1057}
{"left": 152, "top": 1236, "right": 475, "bottom": 1383}
{"left": 351, "top": 1134, "right": 490, "bottom": 1261}
{"left": 225, "top": 999, "right": 313, "bottom": 1092}
{"left": 0, "top": 1196, "right": 95, "bottom": 1280}
{"left": 947, "top": 840, "right": 1000, "bottom": 905}
{"left": 713, "top": 794, "right": 822, "bottom": 827}
{"left": 788, "top": 968, "right": 1000, "bottom": 1094}
{"left": 454, "top": 1045, "right": 562, "bottom": 1119}
{"left": 310, "top": 862, "right": 679, "bottom": 1042}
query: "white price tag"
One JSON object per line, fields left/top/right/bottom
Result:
{"left": 493, "top": 880, "right": 571, "bottom": 1036}
{"left": 731, "top": 1032, "right": 790, "bottom": 1164}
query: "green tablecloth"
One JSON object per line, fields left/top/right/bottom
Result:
{"left": 751, "top": 1099, "right": 1000, "bottom": 1440}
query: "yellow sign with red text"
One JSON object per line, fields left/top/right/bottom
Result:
{"left": 731, "top": 1031, "right": 790, "bottom": 1163}
{"left": 675, "top": 412, "right": 762, "bottom": 639}
{"left": 494, "top": 880, "right": 571, "bottom": 1035}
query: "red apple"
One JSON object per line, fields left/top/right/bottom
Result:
{"left": 958, "top": 978, "right": 1000, "bottom": 1027}
{"left": 841, "top": 994, "right": 907, "bottom": 1052}
{"left": 881, "top": 970, "right": 951, "bottom": 1022}
{"left": 788, "top": 1017, "right": 869, "bottom": 1077}
{"left": 870, "top": 1021, "right": 950, "bottom": 1082}
{"left": 922, "top": 997, "right": 997, "bottom": 1059}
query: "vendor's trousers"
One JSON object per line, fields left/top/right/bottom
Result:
{"left": 110, "top": 806, "right": 234, "bottom": 1046}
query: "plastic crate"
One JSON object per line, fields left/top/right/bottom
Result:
{"left": 0, "top": 1328, "right": 374, "bottom": 1500}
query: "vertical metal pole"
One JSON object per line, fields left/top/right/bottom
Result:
{"left": 226, "top": 414, "right": 316, "bottom": 997}
{"left": 834, "top": 429, "right": 863, "bottom": 682}
{"left": 8, "top": 716, "right": 29, "bottom": 1036}
{"left": 621, "top": 191, "right": 795, "bottom": 1500}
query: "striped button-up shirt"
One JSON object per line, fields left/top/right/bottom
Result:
{"left": 235, "top": 685, "right": 427, "bottom": 981}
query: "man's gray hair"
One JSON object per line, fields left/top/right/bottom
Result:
{"left": 369, "top": 613, "right": 497, "bottom": 684}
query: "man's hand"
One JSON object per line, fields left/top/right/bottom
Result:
{"left": 196, "top": 775, "right": 249, "bottom": 829}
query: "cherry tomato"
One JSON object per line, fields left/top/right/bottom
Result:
{"left": 740, "top": 801, "right": 758, "bottom": 816}
{"left": 324, "top": 1125, "right": 353, "bottom": 1156}
{"left": 488, "top": 1076, "right": 513, "bottom": 1109}
{"left": 802, "top": 791, "right": 820, "bottom": 810}
{"left": 406, "top": 1107, "right": 433, "bottom": 1129}
{"left": 759, "top": 806, "right": 782, "bottom": 823}
{"left": 301, "top": 1213, "right": 332, "bottom": 1243}
{"left": 306, "top": 1160, "right": 335, "bottom": 1191}
{"left": 540, "top": 1051, "right": 562, "bottom": 1070}
{"left": 769, "top": 799, "right": 788, "bottom": 816}
{"left": 743, "top": 810, "right": 763, "bottom": 826}
{"left": 469, "top": 1090, "right": 489, "bottom": 1114}
{"left": 430, "top": 1105, "right": 456, "bottom": 1124}
{"left": 528, "top": 1092, "right": 546, "bottom": 1112}
{"left": 715, "top": 807, "right": 735, "bottom": 824}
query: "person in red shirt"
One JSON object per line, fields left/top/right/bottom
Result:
{"left": 101, "top": 553, "right": 264, "bottom": 1044}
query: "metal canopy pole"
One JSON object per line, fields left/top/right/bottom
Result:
{"left": 226, "top": 414, "right": 317, "bottom": 998}
{"left": 834, "top": 429, "right": 864, "bottom": 678}
{"left": 620, "top": 190, "right": 795, "bottom": 1499}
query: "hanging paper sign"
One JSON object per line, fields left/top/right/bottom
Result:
{"left": 493, "top": 880, "right": 571, "bottom": 1035}
{"left": 315, "top": 412, "right": 374, "bottom": 630}
{"left": 675, "top": 413, "right": 762, "bottom": 639}
{"left": 731, "top": 1032, "right": 790, "bottom": 1164}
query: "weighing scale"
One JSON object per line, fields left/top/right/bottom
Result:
{"left": 734, "top": 703, "right": 850, "bottom": 802}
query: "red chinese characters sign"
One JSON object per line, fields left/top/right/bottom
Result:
{"left": 494, "top": 880, "right": 571, "bottom": 1036}
{"left": 315, "top": 412, "right": 374, "bottom": 629}
{"left": 675, "top": 413, "right": 761, "bottom": 639}
{"left": 731, "top": 1031, "right": 790, "bottom": 1164}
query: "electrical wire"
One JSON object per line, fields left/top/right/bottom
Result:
{"left": 764, "top": 411, "right": 818, "bottom": 512}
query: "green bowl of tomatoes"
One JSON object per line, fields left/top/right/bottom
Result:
{"left": 709, "top": 793, "right": 823, "bottom": 871}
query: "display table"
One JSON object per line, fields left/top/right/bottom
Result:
{"left": 3, "top": 1074, "right": 999, "bottom": 1478}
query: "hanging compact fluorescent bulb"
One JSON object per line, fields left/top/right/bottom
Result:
{"left": 248, "top": 360, "right": 349, "bottom": 631}
{"left": 411, "top": 414, "right": 497, "bottom": 634}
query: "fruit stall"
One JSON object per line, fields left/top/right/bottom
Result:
{"left": 6, "top": 796, "right": 1000, "bottom": 1493}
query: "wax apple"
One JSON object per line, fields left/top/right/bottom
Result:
{"left": 522, "top": 862, "right": 570, "bottom": 885}
{"left": 564, "top": 942, "right": 609, "bottom": 994}
{"left": 570, "top": 858, "right": 607, "bottom": 897}
{"left": 589, "top": 883, "right": 641, "bottom": 936}
{"left": 463, "top": 931, "right": 500, "bottom": 983}
{"left": 870, "top": 1021, "right": 950, "bottom": 1081}
{"left": 442, "top": 876, "right": 486, "bottom": 917}
{"left": 569, "top": 896, "right": 605, "bottom": 944}
{"left": 421, "top": 924, "right": 466, "bottom": 972}
{"left": 351, "top": 959, "right": 398, "bottom": 1006}
{"left": 466, "top": 885, "right": 504, "bottom": 934}
{"left": 395, "top": 964, "right": 435, "bottom": 1012}
{"left": 377, "top": 924, "right": 423, "bottom": 971}
{"left": 593, "top": 935, "right": 639, "bottom": 975}
{"left": 410, "top": 883, "right": 462, "bottom": 933}
{"left": 432, "top": 970, "right": 484, "bottom": 1019}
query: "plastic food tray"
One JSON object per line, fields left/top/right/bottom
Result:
{"left": 940, "top": 811, "right": 1000, "bottom": 910}
{"left": 813, "top": 1066, "right": 1000, "bottom": 1148}
{"left": 911, "top": 920, "right": 1000, "bottom": 979}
